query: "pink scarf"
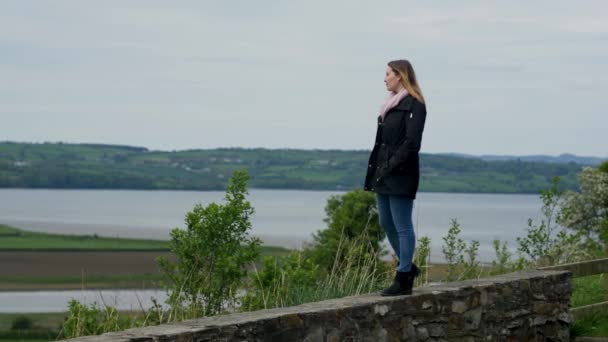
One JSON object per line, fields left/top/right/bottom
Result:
{"left": 379, "top": 88, "right": 409, "bottom": 121}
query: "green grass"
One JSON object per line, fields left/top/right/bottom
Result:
{"left": 571, "top": 274, "right": 607, "bottom": 308}
{"left": 0, "top": 313, "right": 63, "bottom": 342}
{"left": 0, "top": 224, "right": 168, "bottom": 251}
{"left": 571, "top": 274, "right": 608, "bottom": 337}
{"left": 0, "top": 313, "right": 64, "bottom": 332}
{"left": 0, "top": 225, "right": 22, "bottom": 234}
{"left": 572, "top": 313, "right": 608, "bottom": 337}
{"left": 0, "top": 225, "right": 292, "bottom": 256}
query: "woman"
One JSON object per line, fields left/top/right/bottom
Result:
{"left": 364, "top": 59, "right": 427, "bottom": 296}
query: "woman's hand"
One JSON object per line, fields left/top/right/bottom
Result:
{"left": 376, "top": 165, "right": 390, "bottom": 183}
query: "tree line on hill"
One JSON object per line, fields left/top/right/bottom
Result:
{"left": 0, "top": 141, "right": 596, "bottom": 193}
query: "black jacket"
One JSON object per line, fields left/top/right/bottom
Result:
{"left": 363, "top": 94, "right": 427, "bottom": 199}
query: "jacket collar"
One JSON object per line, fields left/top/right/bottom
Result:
{"left": 378, "top": 94, "right": 414, "bottom": 122}
{"left": 393, "top": 94, "right": 414, "bottom": 111}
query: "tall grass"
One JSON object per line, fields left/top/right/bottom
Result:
{"left": 571, "top": 274, "right": 607, "bottom": 308}
{"left": 242, "top": 227, "right": 390, "bottom": 311}
{"left": 568, "top": 272, "right": 608, "bottom": 337}
{"left": 572, "top": 312, "right": 608, "bottom": 337}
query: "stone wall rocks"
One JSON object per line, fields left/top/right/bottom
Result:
{"left": 67, "top": 270, "right": 573, "bottom": 342}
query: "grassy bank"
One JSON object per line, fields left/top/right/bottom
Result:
{"left": 0, "top": 224, "right": 168, "bottom": 251}
{"left": 0, "top": 224, "right": 291, "bottom": 253}
{"left": 0, "top": 313, "right": 64, "bottom": 333}
{"left": 0, "top": 274, "right": 166, "bottom": 291}
{"left": 0, "top": 313, "right": 63, "bottom": 342}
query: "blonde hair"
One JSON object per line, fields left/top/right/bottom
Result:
{"left": 388, "top": 59, "right": 425, "bottom": 103}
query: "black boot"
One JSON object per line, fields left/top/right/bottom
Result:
{"left": 381, "top": 264, "right": 420, "bottom": 296}
{"left": 402, "top": 263, "right": 420, "bottom": 293}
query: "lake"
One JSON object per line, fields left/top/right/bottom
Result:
{"left": 0, "top": 188, "right": 542, "bottom": 262}
{"left": 0, "top": 289, "right": 168, "bottom": 313}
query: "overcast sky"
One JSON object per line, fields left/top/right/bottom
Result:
{"left": 1, "top": 1, "right": 607, "bottom": 156}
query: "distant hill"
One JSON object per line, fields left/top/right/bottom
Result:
{"left": 0, "top": 141, "right": 597, "bottom": 194}
{"left": 438, "top": 153, "right": 605, "bottom": 166}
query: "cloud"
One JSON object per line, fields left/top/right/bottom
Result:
{"left": 1, "top": 1, "right": 607, "bottom": 156}
{"left": 465, "top": 61, "right": 526, "bottom": 73}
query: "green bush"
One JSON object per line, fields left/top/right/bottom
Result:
{"left": 304, "top": 190, "right": 386, "bottom": 273}
{"left": 560, "top": 165, "right": 608, "bottom": 255}
{"left": 598, "top": 160, "right": 608, "bottom": 174}
{"left": 441, "top": 218, "right": 481, "bottom": 281}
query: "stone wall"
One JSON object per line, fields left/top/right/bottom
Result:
{"left": 67, "top": 269, "right": 573, "bottom": 341}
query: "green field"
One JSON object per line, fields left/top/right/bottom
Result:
{"left": 0, "top": 224, "right": 291, "bottom": 255}
{"left": 0, "top": 313, "right": 63, "bottom": 333}
{"left": 0, "top": 224, "right": 291, "bottom": 290}
{"left": 0, "top": 274, "right": 166, "bottom": 290}
{"left": 0, "top": 224, "right": 168, "bottom": 251}
{"left": 0, "top": 313, "right": 62, "bottom": 342}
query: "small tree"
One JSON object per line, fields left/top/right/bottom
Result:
{"left": 462, "top": 240, "right": 481, "bottom": 279}
{"left": 441, "top": 218, "right": 481, "bottom": 281}
{"left": 517, "top": 177, "right": 594, "bottom": 265}
{"left": 516, "top": 177, "right": 562, "bottom": 264}
{"left": 560, "top": 163, "right": 608, "bottom": 254}
{"left": 442, "top": 218, "right": 465, "bottom": 281}
{"left": 440, "top": 218, "right": 480, "bottom": 281}
{"left": 491, "top": 240, "right": 511, "bottom": 275}
{"left": 413, "top": 236, "right": 431, "bottom": 286}
{"left": 489, "top": 239, "right": 531, "bottom": 275}
{"left": 157, "top": 169, "right": 261, "bottom": 320}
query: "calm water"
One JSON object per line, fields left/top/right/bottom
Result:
{"left": 0, "top": 189, "right": 542, "bottom": 261}
{"left": 0, "top": 289, "right": 167, "bottom": 313}
{"left": 0, "top": 189, "right": 542, "bottom": 313}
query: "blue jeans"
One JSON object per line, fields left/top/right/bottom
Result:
{"left": 376, "top": 193, "right": 416, "bottom": 272}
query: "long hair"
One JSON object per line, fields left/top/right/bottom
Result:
{"left": 388, "top": 59, "right": 425, "bottom": 103}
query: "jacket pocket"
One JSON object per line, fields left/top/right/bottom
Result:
{"left": 386, "top": 145, "right": 398, "bottom": 170}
